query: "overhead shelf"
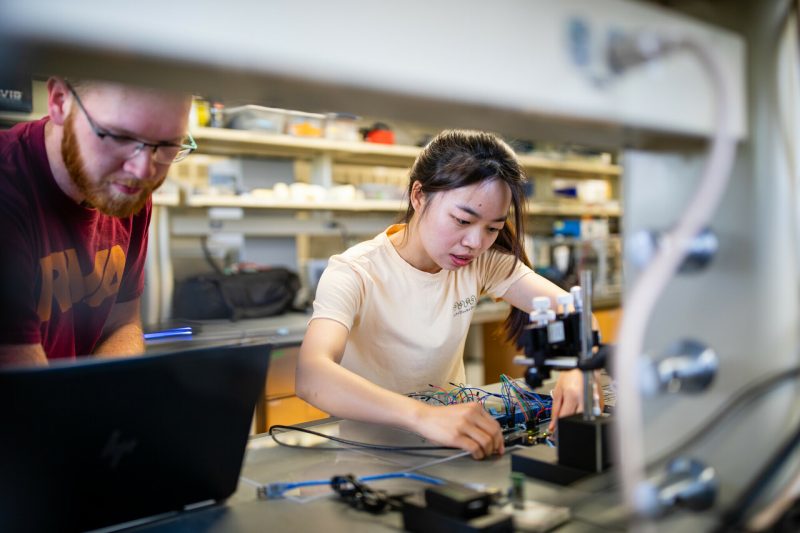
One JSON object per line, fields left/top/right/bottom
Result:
{"left": 1, "top": 118, "right": 619, "bottom": 176}
{"left": 527, "top": 201, "right": 621, "bottom": 216}
{"left": 190, "top": 127, "right": 420, "bottom": 167}
{"left": 189, "top": 127, "right": 621, "bottom": 176}
{"left": 185, "top": 194, "right": 405, "bottom": 212}
{"left": 183, "top": 193, "right": 621, "bottom": 216}
{"left": 152, "top": 189, "right": 181, "bottom": 207}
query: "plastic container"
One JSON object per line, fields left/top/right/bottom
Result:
{"left": 553, "top": 219, "right": 581, "bottom": 238}
{"left": 324, "top": 112, "right": 360, "bottom": 141}
{"left": 285, "top": 110, "right": 325, "bottom": 137}
{"left": 210, "top": 102, "right": 225, "bottom": 128}
{"left": 224, "top": 105, "right": 287, "bottom": 133}
{"left": 190, "top": 97, "right": 211, "bottom": 127}
{"left": 362, "top": 122, "right": 395, "bottom": 144}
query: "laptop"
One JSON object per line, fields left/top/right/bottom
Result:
{"left": 0, "top": 341, "right": 271, "bottom": 532}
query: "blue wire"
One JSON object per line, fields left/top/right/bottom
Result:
{"left": 362, "top": 472, "right": 444, "bottom": 485}
{"left": 411, "top": 378, "right": 554, "bottom": 425}
{"left": 447, "top": 383, "right": 504, "bottom": 399}
{"left": 264, "top": 470, "right": 444, "bottom": 498}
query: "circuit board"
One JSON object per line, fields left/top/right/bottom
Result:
{"left": 408, "top": 375, "right": 554, "bottom": 446}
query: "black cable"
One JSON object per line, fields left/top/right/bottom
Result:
{"left": 544, "top": 365, "right": 800, "bottom": 527}
{"left": 714, "top": 420, "right": 800, "bottom": 532}
{"left": 325, "top": 220, "right": 350, "bottom": 248}
{"left": 269, "top": 424, "right": 454, "bottom": 451}
{"left": 635, "top": 365, "right": 800, "bottom": 530}
{"left": 647, "top": 365, "right": 800, "bottom": 469}
{"left": 406, "top": 393, "right": 448, "bottom": 406}
{"left": 200, "top": 236, "right": 225, "bottom": 276}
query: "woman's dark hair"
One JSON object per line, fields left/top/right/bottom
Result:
{"left": 400, "top": 129, "right": 532, "bottom": 344}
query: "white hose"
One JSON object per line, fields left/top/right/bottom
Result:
{"left": 612, "top": 36, "right": 737, "bottom": 527}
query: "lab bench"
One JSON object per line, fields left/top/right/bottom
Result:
{"left": 125, "top": 414, "right": 624, "bottom": 532}
{"left": 145, "top": 297, "right": 621, "bottom": 433}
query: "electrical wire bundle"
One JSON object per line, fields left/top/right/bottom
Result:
{"left": 498, "top": 374, "right": 552, "bottom": 424}
{"left": 408, "top": 383, "right": 496, "bottom": 407}
{"left": 269, "top": 378, "right": 552, "bottom": 453}
{"left": 409, "top": 377, "right": 552, "bottom": 425}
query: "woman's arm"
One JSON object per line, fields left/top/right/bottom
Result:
{"left": 500, "top": 270, "right": 567, "bottom": 311}
{"left": 296, "top": 317, "right": 504, "bottom": 459}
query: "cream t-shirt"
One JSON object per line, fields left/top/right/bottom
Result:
{"left": 310, "top": 224, "right": 533, "bottom": 394}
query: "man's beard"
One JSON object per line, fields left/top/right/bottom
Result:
{"left": 61, "top": 110, "right": 158, "bottom": 218}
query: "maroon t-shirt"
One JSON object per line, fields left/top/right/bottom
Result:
{"left": 0, "top": 118, "right": 151, "bottom": 360}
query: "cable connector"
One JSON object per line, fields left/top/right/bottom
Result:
{"left": 257, "top": 482, "right": 293, "bottom": 500}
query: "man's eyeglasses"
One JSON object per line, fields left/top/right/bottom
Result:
{"left": 66, "top": 81, "right": 196, "bottom": 165}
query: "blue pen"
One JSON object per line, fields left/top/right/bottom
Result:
{"left": 144, "top": 327, "right": 193, "bottom": 340}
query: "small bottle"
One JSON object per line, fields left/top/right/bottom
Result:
{"left": 210, "top": 101, "right": 225, "bottom": 128}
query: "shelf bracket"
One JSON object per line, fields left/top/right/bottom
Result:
{"left": 310, "top": 153, "right": 333, "bottom": 188}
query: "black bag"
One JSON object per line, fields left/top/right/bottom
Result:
{"left": 173, "top": 268, "right": 301, "bottom": 321}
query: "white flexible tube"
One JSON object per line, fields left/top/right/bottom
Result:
{"left": 612, "top": 36, "right": 737, "bottom": 526}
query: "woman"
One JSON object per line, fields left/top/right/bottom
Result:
{"left": 297, "top": 130, "right": 588, "bottom": 459}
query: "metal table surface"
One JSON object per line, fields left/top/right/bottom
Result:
{"left": 129, "top": 414, "right": 631, "bottom": 532}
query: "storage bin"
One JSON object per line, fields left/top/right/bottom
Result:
{"left": 224, "top": 105, "right": 287, "bottom": 134}
{"left": 324, "top": 112, "right": 360, "bottom": 141}
{"left": 285, "top": 110, "right": 325, "bottom": 137}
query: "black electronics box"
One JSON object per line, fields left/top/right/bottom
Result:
{"left": 557, "top": 413, "right": 613, "bottom": 472}
{"left": 425, "top": 484, "right": 492, "bottom": 519}
{"left": 401, "top": 485, "right": 511, "bottom": 533}
{"left": 402, "top": 498, "right": 512, "bottom": 533}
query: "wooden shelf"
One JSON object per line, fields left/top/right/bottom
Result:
{"left": 190, "top": 127, "right": 420, "bottom": 167}
{"left": 190, "top": 127, "right": 621, "bottom": 176}
{"left": 3, "top": 114, "right": 621, "bottom": 175}
{"left": 518, "top": 156, "right": 620, "bottom": 176}
{"left": 185, "top": 193, "right": 405, "bottom": 212}
{"left": 152, "top": 190, "right": 181, "bottom": 207}
{"left": 183, "top": 193, "right": 621, "bottom": 216}
{"left": 526, "top": 201, "right": 621, "bottom": 217}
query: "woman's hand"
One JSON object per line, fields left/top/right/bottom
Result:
{"left": 413, "top": 402, "right": 504, "bottom": 460}
{"left": 548, "top": 369, "right": 604, "bottom": 433}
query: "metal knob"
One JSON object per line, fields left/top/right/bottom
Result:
{"left": 640, "top": 339, "right": 718, "bottom": 396}
{"left": 636, "top": 458, "right": 717, "bottom": 518}
{"left": 628, "top": 227, "right": 718, "bottom": 274}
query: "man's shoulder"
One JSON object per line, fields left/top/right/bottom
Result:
{"left": 0, "top": 119, "right": 45, "bottom": 186}
{"left": 0, "top": 156, "right": 33, "bottom": 208}
{"left": 0, "top": 118, "right": 43, "bottom": 153}
{"left": 131, "top": 198, "right": 153, "bottom": 223}
{"left": 0, "top": 124, "right": 26, "bottom": 171}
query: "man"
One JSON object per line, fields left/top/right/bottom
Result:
{"left": 0, "top": 77, "right": 194, "bottom": 366}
